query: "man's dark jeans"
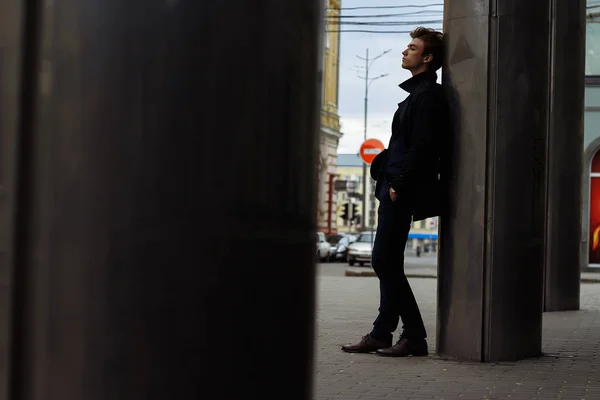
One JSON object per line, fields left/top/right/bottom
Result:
{"left": 370, "top": 180, "right": 427, "bottom": 342}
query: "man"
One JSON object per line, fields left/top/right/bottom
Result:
{"left": 342, "top": 27, "right": 449, "bottom": 357}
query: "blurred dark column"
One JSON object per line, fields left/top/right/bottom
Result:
{"left": 0, "top": 1, "right": 24, "bottom": 398}
{"left": 439, "top": 0, "right": 550, "bottom": 361}
{"left": 543, "top": 0, "right": 585, "bottom": 312}
{"left": 5, "top": 1, "right": 322, "bottom": 399}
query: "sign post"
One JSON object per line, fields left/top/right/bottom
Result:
{"left": 359, "top": 139, "right": 385, "bottom": 250}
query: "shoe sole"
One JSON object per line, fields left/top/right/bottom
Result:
{"left": 341, "top": 347, "right": 391, "bottom": 354}
{"left": 376, "top": 351, "right": 429, "bottom": 357}
{"left": 341, "top": 349, "right": 382, "bottom": 354}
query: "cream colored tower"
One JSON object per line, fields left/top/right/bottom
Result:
{"left": 317, "top": 0, "right": 343, "bottom": 234}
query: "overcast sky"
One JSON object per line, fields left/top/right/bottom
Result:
{"left": 336, "top": 0, "right": 443, "bottom": 154}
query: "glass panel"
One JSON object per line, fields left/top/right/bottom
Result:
{"left": 590, "top": 177, "right": 600, "bottom": 263}
{"left": 357, "top": 233, "right": 374, "bottom": 243}
{"left": 587, "top": 22, "right": 600, "bottom": 75}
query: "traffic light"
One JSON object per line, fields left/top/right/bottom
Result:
{"left": 341, "top": 203, "right": 349, "bottom": 220}
{"left": 351, "top": 204, "right": 360, "bottom": 222}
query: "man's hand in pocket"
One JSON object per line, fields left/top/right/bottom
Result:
{"left": 389, "top": 187, "right": 398, "bottom": 202}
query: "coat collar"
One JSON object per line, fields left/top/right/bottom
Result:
{"left": 398, "top": 70, "right": 438, "bottom": 93}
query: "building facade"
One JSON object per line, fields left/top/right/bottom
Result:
{"left": 317, "top": 0, "right": 343, "bottom": 235}
{"left": 582, "top": 3, "right": 600, "bottom": 269}
{"left": 335, "top": 154, "right": 375, "bottom": 233}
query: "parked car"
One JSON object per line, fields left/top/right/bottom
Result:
{"left": 347, "top": 232, "right": 375, "bottom": 266}
{"left": 326, "top": 234, "right": 344, "bottom": 260}
{"left": 329, "top": 235, "right": 357, "bottom": 262}
{"left": 316, "top": 232, "right": 331, "bottom": 262}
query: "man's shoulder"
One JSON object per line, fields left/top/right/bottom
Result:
{"left": 417, "top": 80, "right": 444, "bottom": 95}
{"left": 411, "top": 81, "right": 446, "bottom": 106}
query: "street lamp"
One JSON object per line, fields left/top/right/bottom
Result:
{"left": 356, "top": 48, "right": 391, "bottom": 230}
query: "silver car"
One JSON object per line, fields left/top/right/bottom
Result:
{"left": 328, "top": 234, "right": 357, "bottom": 262}
{"left": 347, "top": 232, "right": 376, "bottom": 266}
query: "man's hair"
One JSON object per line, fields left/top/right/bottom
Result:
{"left": 410, "top": 27, "right": 444, "bottom": 72}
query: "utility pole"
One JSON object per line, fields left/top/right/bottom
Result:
{"left": 356, "top": 48, "right": 391, "bottom": 231}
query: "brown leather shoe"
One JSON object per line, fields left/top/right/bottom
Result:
{"left": 341, "top": 334, "right": 392, "bottom": 353}
{"left": 376, "top": 337, "right": 428, "bottom": 357}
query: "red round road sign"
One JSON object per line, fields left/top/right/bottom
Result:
{"left": 359, "top": 139, "right": 385, "bottom": 165}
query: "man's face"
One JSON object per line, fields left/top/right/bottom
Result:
{"left": 402, "top": 38, "right": 431, "bottom": 72}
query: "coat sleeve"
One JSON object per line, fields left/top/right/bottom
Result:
{"left": 390, "top": 87, "right": 445, "bottom": 192}
{"left": 369, "top": 149, "right": 387, "bottom": 181}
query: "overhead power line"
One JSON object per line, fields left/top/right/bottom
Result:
{"left": 329, "top": 20, "right": 443, "bottom": 26}
{"left": 326, "top": 30, "right": 441, "bottom": 34}
{"left": 332, "top": 2, "right": 598, "bottom": 10}
{"left": 327, "top": 4, "right": 443, "bottom": 11}
{"left": 326, "top": 11, "right": 442, "bottom": 19}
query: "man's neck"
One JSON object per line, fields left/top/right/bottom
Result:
{"left": 410, "top": 66, "right": 429, "bottom": 76}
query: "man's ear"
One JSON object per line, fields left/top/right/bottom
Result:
{"left": 423, "top": 54, "right": 433, "bottom": 64}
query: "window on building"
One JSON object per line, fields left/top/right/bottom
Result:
{"left": 587, "top": 1, "right": 600, "bottom": 75}
{"left": 593, "top": 148, "right": 600, "bottom": 173}
{"left": 587, "top": 26, "right": 600, "bottom": 75}
{"left": 589, "top": 149, "right": 600, "bottom": 264}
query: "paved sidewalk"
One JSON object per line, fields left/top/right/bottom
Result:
{"left": 344, "top": 257, "right": 600, "bottom": 282}
{"left": 315, "top": 275, "right": 600, "bottom": 399}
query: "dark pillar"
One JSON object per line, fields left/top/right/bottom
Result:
{"left": 438, "top": 0, "right": 550, "bottom": 361}
{"left": 543, "top": 0, "right": 586, "bottom": 312}
{"left": 5, "top": 1, "right": 322, "bottom": 399}
{"left": 0, "top": 1, "right": 23, "bottom": 397}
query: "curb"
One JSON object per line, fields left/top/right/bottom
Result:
{"left": 344, "top": 269, "right": 600, "bottom": 283}
{"left": 344, "top": 269, "right": 376, "bottom": 277}
{"left": 344, "top": 269, "right": 436, "bottom": 279}
{"left": 581, "top": 278, "right": 600, "bottom": 284}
